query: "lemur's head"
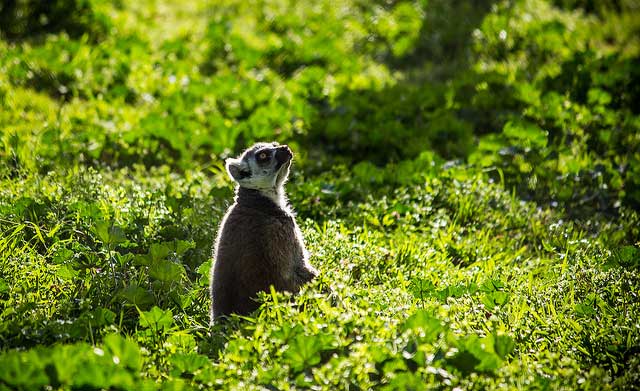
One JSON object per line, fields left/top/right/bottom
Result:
{"left": 226, "top": 142, "right": 293, "bottom": 192}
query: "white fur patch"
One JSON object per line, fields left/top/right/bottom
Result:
{"left": 227, "top": 149, "right": 292, "bottom": 209}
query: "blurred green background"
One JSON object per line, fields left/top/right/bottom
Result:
{"left": 2, "top": 0, "right": 639, "bottom": 214}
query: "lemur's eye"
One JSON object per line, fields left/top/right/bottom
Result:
{"left": 258, "top": 152, "right": 268, "bottom": 160}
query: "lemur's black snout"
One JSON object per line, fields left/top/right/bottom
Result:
{"left": 275, "top": 145, "right": 293, "bottom": 165}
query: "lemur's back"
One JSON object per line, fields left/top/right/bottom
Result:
{"left": 211, "top": 189, "right": 307, "bottom": 318}
{"left": 210, "top": 143, "right": 317, "bottom": 322}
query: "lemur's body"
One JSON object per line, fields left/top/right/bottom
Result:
{"left": 210, "top": 142, "right": 317, "bottom": 321}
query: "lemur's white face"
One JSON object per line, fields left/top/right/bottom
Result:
{"left": 226, "top": 142, "right": 293, "bottom": 191}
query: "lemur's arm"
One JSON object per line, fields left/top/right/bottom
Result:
{"left": 294, "top": 262, "right": 318, "bottom": 286}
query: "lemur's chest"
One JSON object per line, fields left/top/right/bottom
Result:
{"left": 260, "top": 213, "right": 301, "bottom": 243}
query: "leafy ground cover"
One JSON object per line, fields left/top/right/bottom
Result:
{"left": 1, "top": 0, "right": 639, "bottom": 389}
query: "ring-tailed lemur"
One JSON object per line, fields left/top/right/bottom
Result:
{"left": 210, "top": 142, "right": 318, "bottom": 322}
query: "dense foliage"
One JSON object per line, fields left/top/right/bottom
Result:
{"left": 1, "top": 0, "right": 639, "bottom": 389}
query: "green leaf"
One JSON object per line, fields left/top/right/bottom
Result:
{"left": 46, "top": 345, "right": 83, "bottom": 387}
{"left": 133, "top": 254, "right": 151, "bottom": 266}
{"left": 408, "top": 278, "right": 436, "bottom": 300}
{"left": 480, "top": 279, "right": 506, "bottom": 293}
{"left": 85, "top": 307, "right": 116, "bottom": 327}
{"left": 56, "top": 264, "right": 78, "bottom": 281}
{"left": 196, "top": 259, "right": 212, "bottom": 287}
{"left": 149, "top": 243, "right": 171, "bottom": 262}
{"left": 613, "top": 246, "right": 640, "bottom": 268}
{"left": 469, "top": 341, "right": 502, "bottom": 372}
{"left": 461, "top": 334, "right": 503, "bottom": 372}
{"left": 92, "top": 221, "right": 127, "bottom": 246}
{"left": 271, "top": 323, "right": 304, "bottom": 344}
{"left": 72, "top": 361, "right": 111, "bottom": 389}
{"left": 102, "top": 334, "right": 142, "bottom": 371}
{"left": 52, "top": 248, "right": 74, "bottom": 265}
{"left": 93, "top": 221, "right": 111, "bottom": 244}
{"left": 114, "top": 252, "right": 135, "bottom": 267}
{"left": 119, "top": 284, "right": 154, "bottom": 308}
{"left": 168, "top": 353, "right": 209, "bottom": 376}
{"left": 447, "top": 350, "right": 480, "bottom": 376}
{"left": 575, "top": 302, "right": 596, "bottom": 317}
{"left": 402, "top": 310, "right": 443, "bottom": 342}
{"left": 494, "top": 334, "right": 515, "bottom": 359}
{"left": 283, "top": 333, "right": 335, "bottom": 373}
{"left": 0, "top": 350, "right": 49, "bottom": 388}
{"left": 382, "top": 372, "right": 427, "bottom": 391}
{"left": 481, "top": 291, "right": 510, "bottom": 310}
{"left": 138, "top": 306, "right": 174, "bottom": 332}
{"left": 175, "top": 240, "right": 196, "bottom": 256}
{"left": 166, "top": 332, "right": 197, "bottom": 352}
{"left": 503, "top": 120, "right": 548, "bottom": 148}
{"left": 149, "top": 259, "right": 185, "bottom": 282}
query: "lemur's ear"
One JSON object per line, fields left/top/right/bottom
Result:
{"left": 226, "top": 158, "right": 250, "bottom": 181}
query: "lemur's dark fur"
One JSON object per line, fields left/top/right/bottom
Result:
{"left": 210, "top": 143, "right": 317, "bottom": 322}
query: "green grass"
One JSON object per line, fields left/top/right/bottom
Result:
{"left": 1, "top": 0, "right": 639, "bottom": 389}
